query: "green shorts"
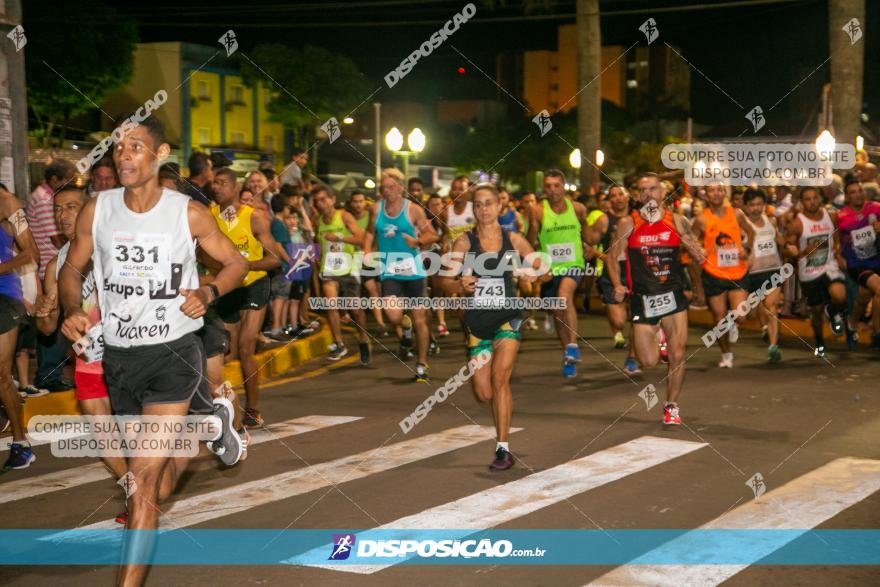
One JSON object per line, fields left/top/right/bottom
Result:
{"left": 466, "top": 319, "right": 522, "bottom": 357}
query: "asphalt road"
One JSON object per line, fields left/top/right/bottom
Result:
{"left": 2, "top": 314, "right": 879, "bottom": 586}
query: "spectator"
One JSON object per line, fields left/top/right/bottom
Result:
{"left": 159, "top": 162, "right": 183, "bottom": 191}
{"left": 279, "top": 148, "right": 308, "bottom": 192}
{"left": 182, "top": 152, "right": 214, "bottom": 206}
{"left": 264, "top": 168, "right": 281, "bottom": 207}
{"left": 407, "top": 177, "right": 425, "bottom": 202}
{"left": 87, "top": 157, "right": 118, "bottom": 197}
{"left": 210, "top": 151, "right": 233, "bottom": 171}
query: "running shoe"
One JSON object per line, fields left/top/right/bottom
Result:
{"left": 242, "top": 408, "right": 264, "bottom": 428}
{"left": 328, "top": 343, "right": 348, "bottom": 361}
{"left": 543, "top": 315, "right": 554, "bottom": 334}
{"left": 414, "top": 363, "right": 429, "bottom": 383}
{"left": 729, "top": 323, "right": 739, "bottom": 344}
{"left": 3, "top": 443, "right": 35, "bottom": 470}
{"left": 359, "top": 342, "right": 371, "bottom": 366}
{"left": 767, "top": 344, "right": 782, "bottom": 363}
{"left": 761, "top": 325, "right": 769, "bottom": 342}
{"left": 623, "top": 357, "right": 642, "bottom": 375}
{"left": 814, "top": 345, "right": 826, "bottom": 358}
{"left": 437, "top": 323, "right": 450, "bottom": 337}
{"left": 846, "top": 327, "right": 859, "bottom": 351}
{"left": 42, "top": 379, "right": 75, "bottom": 392}
{"left": 238, "top": 428, "right": 250, "bottom": 462}
{"left": 826, "top": 307, "right": 845, "bottom": 335}
{"left": 663, "top": 403, "right": 682, "bottom": 426}
{"left": 718, "top": 353, "right": 734, "bottom": 368}
{"left": 115, "top": 511, "right": 128, "bottom": 525}
{"left": 429, "top": 339, "right": 441, "bottom": 356}
{"left": 489, "top": 447, "right": 514, "bottom": 472}
{"left": 564, "top": 344, "right": 581, "bottom": 363}
{"left": 206, "top": 397, "right": 244, "bottom": 467}
{"left": 263, "top": 328, "right": 288, "bottom": 342}
{"left": 613, "top": 332, "right": 626, "bottom": 349}
{"left": 0, "top": 404, "right": 9, "bottom": 433}
{"left": 562, "top": 360, "right": 577, "bottom": 378}
{"left": 524, "top": 317, "right": 538, "bottom": 331}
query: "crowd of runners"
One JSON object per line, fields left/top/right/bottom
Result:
{"left": 1, "top": 111, "right": 879, "bottom": 583}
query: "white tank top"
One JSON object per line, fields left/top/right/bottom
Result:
{"left": 797, "top": 209, "right": 840, "bottom": 282}
{"left": 92, "top": 188, "right": 202, "bottom": 348}
{"left": 446, "top": 201, "right": 475, "bottom": 242}
{"left": 746, "top": 213, "right": 782, "bottom": 272}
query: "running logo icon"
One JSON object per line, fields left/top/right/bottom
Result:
{"left": 746, "top": 472, "right": 766, "bottom": 500}
{"left": 321, "top": 117, "right": 341, "bottom": 144}
{"left": 532, "top": 110, "right": 552, "bottom": 136}
{"left": 639, "top": 18, "right": 659, "bottom": 45}
{"left": 6, "top": 25, "right": 26, "bottom": 52}
{"left": 219, "top": 30, "right": 239, "bottom": 56}
{"left": 638, "top": 384, "right": 658, "bottom": 411}
{"left": 328, "top": 533, "right": 356, "bottom": 560}
{"left": 843, "top": 18, "right": 862, "bottom": 45}
{"left": 746, "top": 106, "right": 765, "bottom": 133}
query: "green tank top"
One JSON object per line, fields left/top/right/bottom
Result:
{"left": 539, "top": 199, "right": 584, "bottom": 273}
{"left": 354, "top": 211, "right": 370, "bottom": 233}
{"left": 318, "top": 210, "right": 356, "bottom": 277}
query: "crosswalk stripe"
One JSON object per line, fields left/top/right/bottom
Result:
{"left": 300, "top": 435, "right": 707, "bottom": 573}
{"left": 590, "top": 456, "right": 880, "bottom": 586}
{"left": 0, "top": 415, "right": 362, "bottom": 505}
{"left": 43, "top": 424, "right": 514, "bottom": 540}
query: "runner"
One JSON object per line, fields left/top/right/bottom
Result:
{"left": 441, "top": 175, "right": 475, "bottom": 246}
{"left": 742, "top": 187, "right": 787, "bottom": 362}
{"left": 351, "top": 191, "right": 387, "bottom": 337}
{"left": 691, "top": 182, "right": 755, "bottom": 368}
{"left": 526, "top": 169, "right": 591, "bottom": 378}
{"left": 783, "top": 186, "right": 847, "bottom": 357}
{"left": 57, "top": 115, "right": 248, "bottom": 585}
{"left": 593, "top": 185, "right": 640, "bottom": 373}
{"left": 426, "top": 193, "right": 449, "bottom": 338}
{"left": 606, "top": 172, "right": 707, "bottom": 426}
{"left": 836, "top": 177, "right": 880, "bottom": 348}
{"left": 209, "top": 167, "right": 287, "bottom": 427}
{"left": 0, "top": 183, "right": 39, "bottom": 470}
{"left": 314, "top": 186, "right": 369, "bottom": 364}
{"left": 441, "top": 184, "right": 546, "bottom": 471}
{"left": 365, "top": 168, "right": 438, "bottom": 382}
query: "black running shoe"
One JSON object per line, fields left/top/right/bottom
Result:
{"left": 429, "top": 339, "right": 440, "bottom": 355}
{"left": 826, "top": 307, "right": 845, "bottom": 335}
{"left": 414, "top": 363, "right": 429, "bottom": 383}
{"left": 489, "top": 447, "right": 514, "bottom": 472}
{"left": 359, "top": 342, "right": 371, "bottom": 366}
{"left": 328, "top": 343, "right": 348, "bottom": 361}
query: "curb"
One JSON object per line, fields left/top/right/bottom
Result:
{"left": 21, "top": 322, "right": 334, "bottom": 426}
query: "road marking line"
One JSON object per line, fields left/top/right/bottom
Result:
{"left": 300, "top": 435, "right": 707, "bottom": 573}
{"left": 590, "top": 457, "right": 880, "bottom": 586}
{"left": 0, "top": 416, "right": 362, "bottom": 505}
{"left": 43, "top": 425, "right": 514, "bottom": 539}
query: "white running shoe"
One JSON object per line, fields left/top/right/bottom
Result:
{"left": 729, "top": 323, "right": 739, "bottom": 344}
{"left": 718, "top": 352, "right": 734, "bottom": 368}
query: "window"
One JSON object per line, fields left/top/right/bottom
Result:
{"left": 198, "top": 127, "right": 210, "bottom": 145}
{"left": 264, "top": 136, "right": 275, "bottom": 152}
{"left": 196, "top": 80, "right": 210, "bottom": 100}
{"left": 230, "top": 130, "right": 246, "bottom": 145}
{"left": 230, "top": 85, "right": 245, "bottom": 104}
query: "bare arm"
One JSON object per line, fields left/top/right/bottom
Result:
{"left": 674, "top": 213, "right": 706, "bottom": 264}
{"left": 439, "top": 234, "right": 472, "bottom": 295}
{"left": 340, "top": 211, "right": 365, "bottom": 247}
{"left": 35, "top": 256, "right": 60, "bottom": 335}
{"left": 58, "top": 198, "right": 96, "bottom": 342}
{"left": 246, "top": 206, "right": 283, "bottom": 271}
{"left": 606, "top": 215, "right": 633, "bottom": 290}
{"left": 0, "top": 193, "right": 39, "bottom": 275}
{"left": 526, "top": 203, "right": 542, "bottom": 248}
{"left": 735, "top": 208, "right": 755, "bottom": 255}
{"left": 410, "top": 204, "right": 439, "bottom": 248}
{"left": 510, "top": 231, "right": 551, "bottom": 282}
{"left": 783, "top": 216, "right": 803, "bottom": 259}
{"left": 188, "top": 201, "right": 248, "bottom": 298}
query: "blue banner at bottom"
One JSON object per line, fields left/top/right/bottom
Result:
{"left": 1, "top": 529, "right": 879, "bottom": 566}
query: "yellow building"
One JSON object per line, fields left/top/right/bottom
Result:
{"left": 102, "top": 42, "right": 288, "bottom": 172}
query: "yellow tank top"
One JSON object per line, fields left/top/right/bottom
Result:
{"left": 211, "top": 203, "right": 266, "bottom": 286}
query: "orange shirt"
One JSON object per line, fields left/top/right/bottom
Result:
{"left": 702, "top": 206, "right": 747, "bottom": 279}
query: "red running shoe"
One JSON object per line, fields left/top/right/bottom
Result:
{"left": 663, "top": 403, "right": 681, "bottom": 426}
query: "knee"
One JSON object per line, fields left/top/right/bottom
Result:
{"left": 667, "top": 346, "right": 686, "bottom": 365}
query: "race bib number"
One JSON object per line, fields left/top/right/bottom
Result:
{"left": 643, "top": 291, "right": 676, "bottom": 318}
{"left": 549, "top": 243, "right": 575, "bottom": 264}
{"left": 851, "top": 225, "right": 877, "bottom": 259}
{"left": 323, "top": 252, "right": 349, "bottom": 274}
{"left": 755, "top": 238, "right": 777, "bottom": 258}
{"left": 387, "top": 256, "right": 417, "bottom": 276}
{"left": 72, "top": 323, "right": 105, "bottom": 364}
{"left": 474, "top": 277, "right": 506, "bottom": 309}
{"left": 112, "top": 232, "right": 171, "bottom": 280}
{"left": 717, "top": 248, "right": 740, "bottom": 267}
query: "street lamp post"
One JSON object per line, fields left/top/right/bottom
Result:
{"left": 385, "top": 126, "right": 426, "bottom": 179}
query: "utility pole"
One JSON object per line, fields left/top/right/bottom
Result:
{"left": 373, "top": 102, "right": 381, "bottom": 183}
{"left": 0, "top": 0, "right": 29, "bottom": 200}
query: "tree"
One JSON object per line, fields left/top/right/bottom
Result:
{"left": 828, "top": 0, "right": 864, "bottom": 146}
{"left": 23, "top": 0, "right": 137, "bottom": 146}
{"left": 240, "top": 44, "right": 370, "bottom": 148}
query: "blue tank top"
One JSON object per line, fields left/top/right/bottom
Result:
{"left": 375, "top": 200, "right": 425, "bottom": 281}
{"left": 0, "top": 227, "right": 23, "bottom": 300}
{"left": 499, "top": 209, "right": 518, "bottom": 232}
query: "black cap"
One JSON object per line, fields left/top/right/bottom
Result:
{"left": 210, "top": 151, "right": 233, "bottom": 169}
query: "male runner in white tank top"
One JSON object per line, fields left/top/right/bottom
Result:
{"left": 58, "top": 114, "right": 247, "bottom": 586}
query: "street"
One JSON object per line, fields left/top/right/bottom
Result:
{"left": 2, "top": 314, "right": 878, "bottom": 586}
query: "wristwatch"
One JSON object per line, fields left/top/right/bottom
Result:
{"left": 206, "top": 283, "right": 220, "bottom": 304}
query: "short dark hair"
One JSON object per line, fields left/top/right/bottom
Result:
{"left": 263, "top": 168, "right": 277, "bottom": 182}
{"left": 158, "top": 162, "right": 181, "bottom": 187}
{"left": 311, "top": 185, "right": 332, "bottom": 199}
{"left": 800, "top": 186, "right": 824, "bottom": 201}
{"left": 93, "top": 157, "right": 115, "bottom": 173}
{"left": 279, "top": 183, "right": 301, "bottom": 197}
{"left": 544, "top": 169, "right": 566, "bottom": 183}
{"left": 743, "top": 187, "right": 767, "bottom": 204}
{"left": 844, "top": 176, "right": 862, "bottom": 193}
{"left": 350, "top": 190, "right": 366, "bottom": 199}
{"left": 188, "top": 152, "right": 212, "bottom": 178}
{"left": 214, "top": 167, "right": 238, "bottom": 182}
{"left": 292, "top": 147, "right": 306, "bottom": 158}
{"left": 452, "top": 175, "right": 470, "bottom": 185}
{"left": 45, "top": 158, "right": 76, "bottom": 183}
{"left": 113, "top": 112, "right": 166, "bottom": 146}
{"left": 636, "top": 171, "right": 660, "bottom": 183}
{"left": 271, "top": 193, "right": 289, "bottom": 214}
{"left": 54, "top": 185, "right": 86, "bottom": 202}
{"left": 407, "top": 177, "right": 424, "bottom": 187}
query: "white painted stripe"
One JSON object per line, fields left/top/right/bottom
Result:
{"left": 0, "top": 415, "right": 362, "bottom": 505}
{"left": 301, "top": 435, "right": 707, "bottom": 573}
{"left": 44, "top": 425, "right": 513, "bottom": 540}
{"left": 590, "top": 457, "right": 880, "bottom": 587}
